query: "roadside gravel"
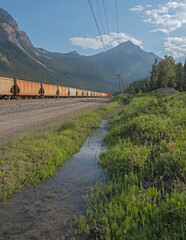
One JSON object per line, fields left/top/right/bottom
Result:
{"left": 0, "top": 98, "right": 86, "bottom": 115}
{"left": 0, "top": 98, "right": 108, "bottom": 142}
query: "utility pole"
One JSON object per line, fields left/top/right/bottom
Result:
{"left": 117, "top": 74, "right": 126, "bottom": 93}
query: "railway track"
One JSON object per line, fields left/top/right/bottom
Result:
{"left": 0, "top": 98, "right": 78, "bottom": 112}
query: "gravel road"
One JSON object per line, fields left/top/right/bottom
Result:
{"left": 0, "top": 98, "right": 108, "bottom": 142}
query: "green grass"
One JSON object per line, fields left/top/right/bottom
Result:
{"left": 0, "top": 101, "right": 119, "bottom": 204}
{"left": 72, "top": 92, "right": 186, "bottom": 240}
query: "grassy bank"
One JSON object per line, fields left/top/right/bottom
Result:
{"left": 0, "top": 101, "right": 119, "bottom": 204}
{"left": 73, "top": 92, "right": 186, "bottom": 240}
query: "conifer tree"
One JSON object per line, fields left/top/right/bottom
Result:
{"left": 184, "top": 59, "right": 186, "bottom": 73}
{"left": 184, "top": 59, "right": 186, "bottom": 91}
{"left": 150, "top": 58, "right": 159, "bottom": 89}
{"left": 176, "top": 63, "right": 185, "bottom": 91}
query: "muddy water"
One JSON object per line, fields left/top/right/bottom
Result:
{"left": 0, "top": 120, "right": 108, "bottom": 240}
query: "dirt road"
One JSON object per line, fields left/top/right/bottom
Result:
{"left": 0, "top": 98, "right": 108, "bottom": 142}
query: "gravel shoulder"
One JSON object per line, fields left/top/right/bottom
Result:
{"left": 0, "top": 98, "right": 108, "bottom": 142}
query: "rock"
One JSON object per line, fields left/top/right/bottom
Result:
{"left": 155, "top": 88, "right": 178, "bottom": 96}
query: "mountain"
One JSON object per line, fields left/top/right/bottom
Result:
{"left": 0, "top": 8, "right": 115, "bottom": 93}
{"left": 0, "top": 8, "right": 160, "bottom": 93}
{"left": 89, "top": 41, "right": 161, "bottom": 85}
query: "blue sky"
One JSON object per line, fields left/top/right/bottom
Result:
{"left": 1, "top": 0, "right": 186, "bottom": 61}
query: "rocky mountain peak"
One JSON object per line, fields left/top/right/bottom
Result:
{"left": 0, "top": 8, "right": 17, "bottom": 27}
{"left": 67, "top": 50, "right": 80, "bottom": 56}
{"left": 0, "top": 8, "right": 33, "bottom": 49}
{"left": 116, "top": 41, "right": 142, "bottom": 54}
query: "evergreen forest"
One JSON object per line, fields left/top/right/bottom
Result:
{"left": 130, "top": 56, "right": 186, "bottom": 93}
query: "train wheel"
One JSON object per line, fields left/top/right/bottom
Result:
{"left": 15, "top": 96, "right": 21, "bottom": 100}
{"left": 4, "top": 95, "right": 11, "bottom": 100}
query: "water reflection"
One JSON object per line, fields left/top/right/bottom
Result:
{"left": 0, "top": 120, "right": 108, "bottom": 240}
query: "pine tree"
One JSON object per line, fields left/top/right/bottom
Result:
{"left": 157, "top": 56, "right": 176, "bottom": 88}
{"left": 184, "top": 59, "right": 186, "bottom": 91}
{"left": 176, "top": 63, "right": 185, "bottom": 91}
{"left": 150, "top": 58, "right": 159, "bottom": 90}
{"left": 184, "top": 59, "right": 186, "bottom": 72}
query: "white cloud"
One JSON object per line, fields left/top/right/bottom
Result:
{"left": 129, "top": 5, "right": 144, "bottom": 12}
{"left": 143, "top": 0, "right": 186, "bottom": 33}
{"left": 129, "top": 1, "right": 186, "bottom": 33}
{"left": 70, "top": 37, "right": 102, "bottom": 50}
{"left": 164, "top": 37, "right": 186, "bottom": 58}
{"left": 70, "top": 32, "right": 142, "bottom": 50}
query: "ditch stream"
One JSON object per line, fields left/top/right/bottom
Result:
{"left": 0, "top": 119, "right": 108, "bottom": 240}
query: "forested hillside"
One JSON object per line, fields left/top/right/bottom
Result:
{"left": 130, "top": 56, "right": 186, "bottom": 93}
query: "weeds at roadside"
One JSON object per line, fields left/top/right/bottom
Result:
{"left": 71, "top": 92, "right": 186, "bottom": 240}
{"left": 0, "top": 101, "right": 119, "bottom": 204}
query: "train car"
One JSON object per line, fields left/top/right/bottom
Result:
{"left": 58, "top": 86, "right": 68, "bottom": 97}
{"left": 0, "top": 75, "right": 110, "bottom": 100}
{"left": 16, "top": 78, "right": 41, "bottom": 97}
{"left": 76, "top": 89, "right": 83, "bottom": 97}
{"left": 68, "top": 87, "right": 76, "bottom": 97}
{"left": 83, "top": 89, "right": 88, "bottom": 97}
{"left": 42, "top": 83, "right": 58, "bottom": 97}
{"left": 0, "top": 76, "right": 14, "bottom": 99}
{"left": 88, "top": 90, "right": 92, "bottom": 97}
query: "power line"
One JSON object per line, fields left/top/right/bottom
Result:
{"left": 117, "top": 74, "right": 126, "bottom": 92}
{"left": 102, "top": 0, "right": 110, "bottom": 39}
{"left": 115, "top": 0, "right": 120, "bottom": 48}
{"left": 101, "top": 0, "right": 115, "bottom": 62}
{"left": 88, "top": 0, "right": 113, "bottom": 71}
{"left": 115, "top": 0, "right": 121, "bottom": 67}
{"left": 96, "top": 0, "right": 114, "bottom": 64}
{"left": 95, "top": 0, "right": 106, "bottom": 36}
{"left": 115, "top": 0, "right": 126, "bottom": 92}
{"left": 88, "top": 0, "right": 125, "bottom": 91}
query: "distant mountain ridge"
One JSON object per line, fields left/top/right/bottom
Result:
{"left": 0, "top": 8, "right": 116, "bottom": 92}
{"left": 0, "top": 8, "right": 160, "bottom": 93}
{"left": 89, "top": 41, "right": 161, "bottom": 84}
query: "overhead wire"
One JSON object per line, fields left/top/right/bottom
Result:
{"left": 101, "top": 0, "right": 115, "bottom": 65}
{"left": 96, "top": 0, "right": 112, "bottom": 52}
{"left": 114, "top": 0, "right": 126, "bottom": 92}
{"left": 96, "top": 0, "right": 115, "bottom": 69}
{"left": 115, "top": 0, "right": 120, "bottom": 48}
{"left": 88, "top": 0, "right": 124, "bottom": 91}
{"left": 115, "top": 0, "right": 121, "bottom": 70}
{"left": 95, "top": 0, "right": 106, "bottom": 36}
{"left": 88, "top": 0, "right": 113, "bottom": 73}
{"left": 102, "top": 0, "right": 110, "bottom": 40}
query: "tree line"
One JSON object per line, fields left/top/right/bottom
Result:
{"left": 130, "top": 56, "right": 186, "bottom": 93}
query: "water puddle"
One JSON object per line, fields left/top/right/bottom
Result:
{"left": 0, "top": 120, "right": 108, "bottom": 240}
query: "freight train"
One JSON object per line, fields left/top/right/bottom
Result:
{"left": 0, "top": 76, "right": 111, "bottom": 99}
